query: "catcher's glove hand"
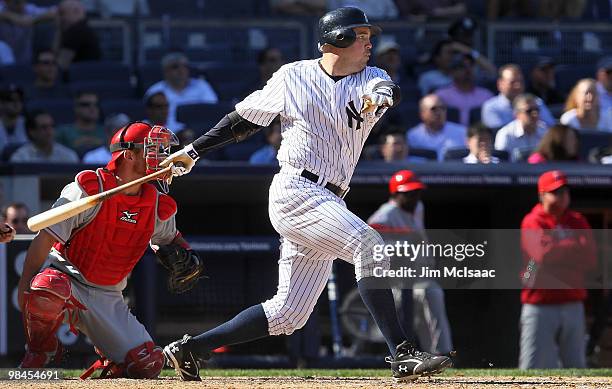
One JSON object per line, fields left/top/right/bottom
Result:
{"left": 155, "top": 244, "right": 205, "bottom": 294}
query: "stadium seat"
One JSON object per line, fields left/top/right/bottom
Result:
{"left": 578, "top": 131, "right": 612, "bottom": 160}
{"left": 1, "top": 142, "right": 25, "bottom": 161}
{"left": 176, "top": 102, "right": 234, "bottom": 131}
{"left": 27, "top": 99, "right": 74, "bottom": 125}
{"left": 138, "top": 62, "right": 163, "bottom": 92}
{"left": 443, "top": 148, "right": 470, "bottom": 161}
{"left": 68, "top": 61, "right": 132, "bottom": 84}
{"left": 70, "top": 80, "right": 136, "bottom": 99}
{"left": 469, "top": 107, "right": 482, "bottom": 125}
{"left": 100, "top": 99, "right": 146, "bottom": 122}
{"left": 409, "top": 148, "right": 437, "bottom": 161}
{"left": 446, "top": 107, "right": 460, "bottom": 124}
{"left": 0, "top": 65, "right": 34, "bottom": 85}
{"left": 223, "top": 135, "right": 266, "bottom": 161}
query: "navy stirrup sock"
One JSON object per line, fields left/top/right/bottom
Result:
{"left": 189, "top": 304, "right": 269, "bottom": 358}
{"left": 358, "top": 279, "right": 405, "bottom": 356}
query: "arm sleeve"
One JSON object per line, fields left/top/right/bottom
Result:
{"left": 235, "top": 65, "right": 286, "bottom": 126}
{"left": 44, "top": 182, "right": 100, "bottom": 244}
{"left": 151, "top": 214, "right": 177, "bottom": 246}
{"left": 192, "top": 111, "right": 263, "bottom": 154}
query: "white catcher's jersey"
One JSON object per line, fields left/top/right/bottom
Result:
{"left": 236, "top": 59, "right": 391, "bottom": 189}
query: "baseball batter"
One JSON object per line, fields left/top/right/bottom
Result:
{"left": 16, "top": 123, "right": 204, "bottom": 378}
{"left": 162, "top": 7, "right": 451, "bottom": 382}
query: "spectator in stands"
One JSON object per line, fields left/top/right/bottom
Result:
{"left": 375, "top": 40, "right": 405, "bottom": 84}
{"left": 487, "top": 0, "right": 534, "bottom": 20}
{"left": 82, "top": 112, "right": 130, "bottom": 164}
{"left": 368, "top": 170, "right": 453, "bottom": 355}
{"left": 249, "top": 118, "right": 281, "bottom": 165}
{"left": 0, "top": 84, "right": 26, "bottom": 153}
{"left": 25, "top": 48, "right": 69, "bottom": 99}
{"left": 81, "top": 0, "right": 150, "bottom": 18}
{"left": 561, "top": 78, "right": 612, "bottom": 132}
{"left": 395, "top": 0, "right": 466, "bottom": 21}
{"left": 596, "top": 56, "right": 612, "bottom": 114}
{"left": 1, "top": 202, "right": 30, "bottom": 233}
{"left": 0, "top": 0, "right": 56, "bottom": 64}
{"left": 144, "top": 91, "right": 173, "bottom": 127}
{"left": 10, "top": 109, "right": 78, "bottom": 163}
{"left": 379, "top": 132, "right": 428, "bottom": 163}
{"left": 270, "top": 0, "right": 325, "bottom": 16}
{"left": 519, "top": 170, "right": 596, "bottom": 369}
{"left": 407, "top": 94, "right": 466, "bottom": 160}
{"left": 55, "top": 0, "right": 101, "bottom": 72}
{"left": 527, "top": 57, "right": 565, "bottom": 106}
{"left": 495, "top": 94, "right": 548, "bottom": 161}
{"left": 418, "top": 40, "right": 454, "bottom": 96}
{"left": 538, "top": 0, "right": 586, "bottom": 20}
{"left": 55, "top": 90, "right": 105, "bottom": 156}
{"left": 242, "top": 47, "right": 285, "bottom": 97}
{"left": 528, "top": 124, "right": 579, "bottom": 164}
{"left": 463, "top": 124, "right": 499, "bottom": 164}
{"left": 326, "top": 0, "right": 399, "bottom": 19}
{"left": 482, "top": 64, "right": 555, "bottom": 129}
{"left": 145, "top": 52, "right": 218, "bottom": 132}
{"left": 435, "top": 53, "right": 493, "bottom": 126}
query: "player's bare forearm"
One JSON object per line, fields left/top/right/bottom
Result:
{"left": 18, "top": 230, "right": 57, "bottom": 290}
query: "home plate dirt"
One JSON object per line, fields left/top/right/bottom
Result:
{"left": 1, "top": 376, "right": 612, "bottom": 388}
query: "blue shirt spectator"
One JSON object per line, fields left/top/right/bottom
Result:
{"left": 249, "top": 119, "right": 280, "bottom": 165}
{"left": 482, "top": 64, "right": 555, "bottom": 129}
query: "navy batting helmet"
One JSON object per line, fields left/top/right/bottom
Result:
{"left": 318, "top": 7, "right": 382, "bottom": 50}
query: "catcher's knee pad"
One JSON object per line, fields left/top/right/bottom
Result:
{"left": 124, "top": 342, "right": 165, "bottom": 379}
{"left": 23, "top": 268, "right": 72, "bottom": 353}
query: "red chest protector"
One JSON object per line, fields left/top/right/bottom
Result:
{"left": 53, "top": 169, "right": 161, "bottom": 286}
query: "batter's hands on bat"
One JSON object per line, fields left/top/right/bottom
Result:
{"left": 160, "top": 144, "right": 200, "bottom": 177}
{"left": 0, "top": 223, "right": 15, "bottom": 243}
{"left": 361, "top": 87, "right": 394, "bottom": 114}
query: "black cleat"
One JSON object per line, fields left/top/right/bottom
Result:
{"left": 386, "top": 341, "right": 452, "bottom": 382}
{"left": 163, "top": 335, "right": 201, "bottom": 381}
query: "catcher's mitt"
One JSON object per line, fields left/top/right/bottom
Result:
{"left": 155, "top": 244, "right": 205, "bottom": 294}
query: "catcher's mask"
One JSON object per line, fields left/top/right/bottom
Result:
{"left": 107, "top": 121, "right": 179, "bottom": 193}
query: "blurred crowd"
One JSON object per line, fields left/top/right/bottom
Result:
{"left": 0, "top": 0, "right": 610, "bottom": 168}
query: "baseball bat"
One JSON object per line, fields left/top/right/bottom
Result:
{"left": 27, "top": 165, "right": 173, "bottom": 232}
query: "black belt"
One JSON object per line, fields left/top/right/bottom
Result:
{"left": 300, "top": 170, "right": 349, "bottom": 198}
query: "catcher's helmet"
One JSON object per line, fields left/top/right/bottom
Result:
{"left": 389, "top": 170, "right": 426, "bottom": 194}
{"left": 318, "top": 7, "right": 381, "bottom": 49}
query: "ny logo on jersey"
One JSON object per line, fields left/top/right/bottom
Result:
{"left": 120, "top": 210, "right": 138, "bottom": 224}
{"left": 346, "top": 101, "right": 364, "bottom": 130}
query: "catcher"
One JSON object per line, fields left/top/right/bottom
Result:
{"left": 16, "top": 122, "right": 204, "bottom": 379}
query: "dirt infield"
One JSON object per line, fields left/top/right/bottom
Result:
{"left": 1, "top": 376, "right": 612, "bottom": 388}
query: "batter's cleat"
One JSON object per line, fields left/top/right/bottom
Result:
{"left": 163, "top": 335, "right": 201, "bottom": 381}
{"left": 386, "top": 341, "right": 452, "bottom": 382}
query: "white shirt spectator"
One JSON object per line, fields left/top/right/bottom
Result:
{"left": 327, "top": 0, "right": 399, "bottom": 19}
{"left": 494, "top": 119, "right": 547, "bottom": 161}
{"left": 82, "top": 146, "right": 111, "bottom": 164}
{"left": 463, "top": 153, "right": 500, "bottom": 164}
{"left": 407, "top": 121, "right": 466, "bottom": 161}
{"left": 10, "top": 142, "right": 79, "bottom": 163}
{"left": 0, "top": 116, "right": 27, "bottom": 148}
{"left": 560, "top": 108, "right": 612, "bottom": 132}
{"left": 145, "top": 78, "right": 218, "bottom": 131}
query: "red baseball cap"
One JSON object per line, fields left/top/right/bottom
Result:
{"left": 106, "top": 122, "right": 152, "bottom": 171}
{"left": 389, "top": 170, "right": 426, "bottom": 194}
{"left": 538, "top": 170, "right": 568, "bottom": 193}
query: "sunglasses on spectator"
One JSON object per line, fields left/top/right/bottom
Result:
{"left": 430, "top": 105, "right": 446, "bottom": 112}
{"left": 8, "top": 218, "right": 27, "bottom": 224}
{"left": 78, "top": 101, "right": 98, "bottom": 107}
{"left": 37, "top": 59, "right": 56, "bottom": 65}
{"left": 168, "top": 62, "right": 188, "bottom": 69}
{"left": 520, "top": 107, "right": 540, "bottom": 114}
{"left": 149, "top": 103, "right": 169, "bottom": 109}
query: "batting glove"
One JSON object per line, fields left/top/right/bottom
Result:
{"left": 361, "top": 86, "right": 394, "bottom": 114}
{"left": 160, "top": 144, "right": 200, "bottom": 177}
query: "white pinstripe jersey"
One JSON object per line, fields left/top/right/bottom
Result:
{"left": 236, "top": 59, "right": 392, "bottom": 189}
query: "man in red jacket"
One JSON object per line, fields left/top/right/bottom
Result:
{"left": 519, "top": 170, "right": 597, "bottom": 369}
